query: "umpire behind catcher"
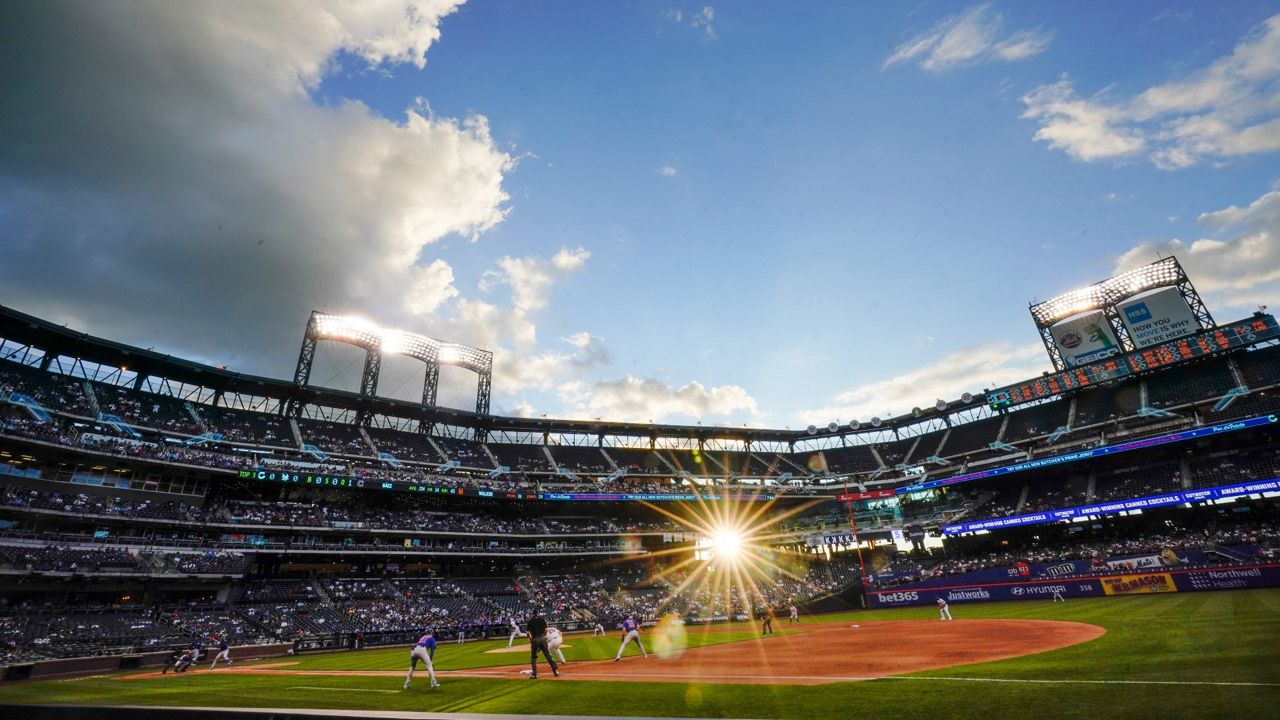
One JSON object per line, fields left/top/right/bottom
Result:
{"left": 527, "top": 610, "right": 560, "bottom": 679}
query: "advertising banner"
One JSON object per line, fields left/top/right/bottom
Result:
{"left": 1052, "top": 311, "right": 1121, "bottom": 367}
{"left": 868, "top": 564, "right": 1280, "bottom": 608}
{"left": 1104, "top": 555, "right": 1166, "bottom": 571}
{"left": 1118, "top": 287, "right": 1198, "bottom": 348}
{"left": 1100, "top": 572, "right": 1177, "bottom": 595}
{"left": 837, "top": 489, "right": 896, "bottom": 502}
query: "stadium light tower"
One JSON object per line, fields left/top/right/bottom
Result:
{"left": 292, "top": 312, "right": 494, "bottom": 433}
{"left": 1028, "top": 256, "right": 1213, "bottom": 371}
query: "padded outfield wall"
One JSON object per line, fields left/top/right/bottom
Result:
{"left": 867, "top": 561, "right": 1280, "bottom": 608}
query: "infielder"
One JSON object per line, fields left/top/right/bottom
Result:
{"left": 508, "top": 616, "right": 525, "bottom": 647}
{"left": 788, "top": 603, "right": 799, "bottom": 624}
{"left": 760, "top": 607, "right": 774, "bottom": 636}
{"left": 614, "top": 616, "right": 648, "bottom": 660}
{"left": 404, "top": 629, "right": 440, "bottom": 689}
{"left": 546, "top": 626, "right": 567, "bottom": 664}
{"left": 937, "top": 597, "right": 952, "bottom": 621}
{"left": 209, "top": 637, "right": 232, "bottom": 669}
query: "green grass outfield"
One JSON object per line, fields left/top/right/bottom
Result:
{"left": 3, "top": 590, "right": 1279, "bottom": 719}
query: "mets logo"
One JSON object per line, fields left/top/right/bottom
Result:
{"left": 1059, "top": 331, "right": 1083, "bottom": 348}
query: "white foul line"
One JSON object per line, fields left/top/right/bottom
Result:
{"left": 884, "top": 676, "right": 1280, "bottom": 688}
{"left": 289, "top": 686, "right": 401, "bottom": 694}
{"left": 444, "top": 670, "right": 1280, "bottom": 688}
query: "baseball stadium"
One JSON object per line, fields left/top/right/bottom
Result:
{"left": 3, "top": 3, "right": 1280, "bottom": 720}
{"left": 0, "top": 257, "right": 1278, "bottom": 720}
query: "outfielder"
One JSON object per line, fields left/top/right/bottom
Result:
{"left": 937, "top": 597, "right": 952, "bottom": 621}
{"left": 546, "top": 626, "right": 567, "bottom": 664}
{"left": 593, "top": 620, "right": 605, "bottom": 637}
{"left": 404, "top": 629, "right": 440, "bottom": 689}
{"left": 1052, "top": 588, "right": 1065, "bottom": 603}
{"left": 614, "top": 615, "right": 648, "bottom": 660}
{"left": 508, "top": 616, "right": 525, "bottom": 647}
{"left": 209, "top": 637, "right": 232, "bottom": 669}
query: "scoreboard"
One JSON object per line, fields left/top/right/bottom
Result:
{"left": 988, "top": 314, "right": 1279, "bottom": 410}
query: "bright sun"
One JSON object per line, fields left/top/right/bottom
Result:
{"left": 708, "top": 525, "right": 745, "bottom": 562}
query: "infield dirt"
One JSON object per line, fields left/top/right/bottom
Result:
{"left": 123, "top": 619, "right": 1105, "bottom": 686}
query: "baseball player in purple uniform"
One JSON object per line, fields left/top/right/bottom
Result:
{"left": 614, "top": 616, "right": 648, "bottom": 660}
{"left": 404, "top": 629, "right": 440, "bottom": 689}
{"left": 209, "top": 637, "right": 232, "bottom": 669}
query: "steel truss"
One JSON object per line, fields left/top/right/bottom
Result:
{"left": 1029, "top": 256, "right": 1215, "bottom": 371}
{"left": 291, "top": 311, "right": 493, "bottom": 434}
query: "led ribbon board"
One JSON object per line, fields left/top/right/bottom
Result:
{"left": 236, "top": 470, "right": 773, "bottom": 501}
{"left": 898, "top": 414, "right": 1278, "bottom": 494}
{"left": 942, "top": 477, "right": 1280, "bottom": 535}
{"left": 988, "top": 314, "right": 1279, "bottom": 410}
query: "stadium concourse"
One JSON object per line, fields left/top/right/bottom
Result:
{"left": 0, "top": 303, "right": 1275, "bottom": 675}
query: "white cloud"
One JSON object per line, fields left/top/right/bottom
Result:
{"left": 657, "top": 164, "right": 678, "bottom": 177}
{"left": 884, "top": 4, "right": 1051, "bottom": 72}
{"left": 1020, "top": 77, "right": 1147, "bottom": 161}
{"left": 558, "top": 375, "right": 760, "bottom": 423}
{"left": 1114, "top": 189, "right": 1280, "bottom": 310}
{"left": 479, "top": 246, "right": 591, "bottom": 313}
{"left": 1023, "top": 14, "right": 1280, "bottom": 169}
{"left": 0, "top": 0, "right": 515, "bottom": 373}
{"left": 690, "top": 6, "right": 717, "bottom": 41}
{"left": 799, "top": 343, "right": 1049, "bottom": 425}
{"left": 491, "top": 331, "right": 611, "bottom": 394}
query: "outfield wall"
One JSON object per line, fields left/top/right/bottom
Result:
{"left": 1, "top": 643, "right": 293, "bottom": 682}
{"left": 867, "top": 563, "right": 1280, "bottom": 608}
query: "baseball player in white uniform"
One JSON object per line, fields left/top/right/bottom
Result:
{"left": 593, "top": 620, "right": 605, "bottom": 637}
{"left": 404, "top": 629, "right": 440, "bottom": 689}
{"left": 546, "top": 626, "right": 567, "bottom": 664}
{"left": 788, "top": 603, "right": 799, "bottom": 624}
{"left": 508, "top": 616, "right": 525, "bottom": 647}
{"left": 614, "top": 616, "right": 648, "bottom": 660}
{"left": 937, "top": 597, "right": 952, "bottom": 621}
{"left": 1051, "top": 588, "right": 1065, "bottom": 602}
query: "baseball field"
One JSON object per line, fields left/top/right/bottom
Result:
{"left": 3, "top": 589, "right": 1278, "bottom": 720}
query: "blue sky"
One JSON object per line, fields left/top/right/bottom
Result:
{"left": 2, "top": 1, "right": 1279, "bottom": 426}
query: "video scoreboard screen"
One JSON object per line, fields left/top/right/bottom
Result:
{"left": 988, "top": 314, "right": 1279, "bottom": 410}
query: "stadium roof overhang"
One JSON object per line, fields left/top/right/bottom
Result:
{"left": 0, "top": 304, "right": 1019, "bottom": 444}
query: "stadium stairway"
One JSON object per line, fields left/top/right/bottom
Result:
{"left": 288, "top": 418, "right": 304, "bottom": 448}
{"left": 80, "top": 381, "right": 101, "bottom": 419}
{"left": 357, "top": 426, "right": 377, "bottom": 456}
{"left": 541, "top": 445, "right": 559, "bottom": 472}
{"left": 183, "top": 401, "right": 210, "bottom": 434}
{"left": 423, "top": 435, "right": 450, "bottom": 463}
{"left": 481, "top": 444, "right": 500, "bottom": 470}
